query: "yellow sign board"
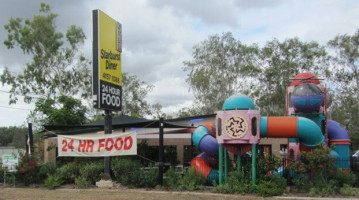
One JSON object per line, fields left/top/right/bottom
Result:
{"left": 93, "top": 10, "right": 122, "bottom": 111}
{"left": 98, "top": 10, "right": 122, "bottom": 86}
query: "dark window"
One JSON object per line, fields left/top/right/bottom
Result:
{"left": 217, "top": 118, "right": 222, "bottom": 137}
{"left": 251, "top": 117, "right": 257, "bottom": 136}
{"left": 290, "top": 149, "right": 295, "bottom": 160}
{"left": 258, "top": 144, "right": 272, "bottom": 156}
{"left": 321, "top": 120, "right": 326, "bottom": 136}
{"left": 280, "top": 144, "right": 287, "bottom": 155}
{"left": 183, "top": 145, "right": 201, "bottom": 167}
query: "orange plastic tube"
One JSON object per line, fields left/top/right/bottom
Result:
{"left": 267, "top": 117, "right": 298, "bottom": 138}
{"left": 191, "top": 157, "right": 211, "bottom": 178}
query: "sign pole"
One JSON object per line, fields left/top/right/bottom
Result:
{"left": 92, "top": 9, "right": 123, "bottom": 187}
{"left": 104, "top": 109, "right": 112, "bottom": 179}
{"left": 158, "top": 117, "right": 164, "bottom": 185}
{"left": 28, "top": 123, "right": 33, "bottom": 155}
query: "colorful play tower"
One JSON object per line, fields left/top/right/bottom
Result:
{"left": 190, "top": 72, "right": 351, "bottom": 186}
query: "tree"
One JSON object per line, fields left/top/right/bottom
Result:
{"left": 33, "top": 95, "right": 88, "bottom": 126}
{"left": 328, "top": 29, "right": 359, "bottom": 148}
{"left": 328, "top": 29, "right": 359, "bottom": 97}
{"left": 0, "top": 3, "right": 91, "bottom": 104}
{"left": 176, "top": 104, "right": 204, "bottom": 118}
{"left": 254, "top": 38, "right": 329, "bottom": 116}
{"left": 183, "top": 33, "right": 329, "bottom": 116}
{"left": 0, "top": 126, "right": 28, "bottom": 147}
{"left": 12, "top": 130, "right": 27, "bottom": 148}
{"left": 122, "top": 73, "right": 163, "bottom": 118}
{"left": 183, "top": 32, "right": 260, "bottom": 114}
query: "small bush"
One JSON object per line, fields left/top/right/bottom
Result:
{"left": 0, "top": 167, "right": 5, "bottom": 183}
{"left": 256, "top": 181, "right": 281, "bottom": 197}
{"left": 164, "top": 167, "right": 181, "bottom": 189}
{"left": 176, "top": 167, "right": 205, "bottom": 191}
{"left": 139, "top": 166, "right": 159, "bottom": 188}
{"left": 308, "top": 180, "right": 338, "bottom": 197}
{"left": 3, "top": 172, "right": 16, "bottom": 186}
{"left": 44, "top": 174, "right": 64, "bottom": 189}
{"left": 112, "top": 157, "right": 160, "bottom": 188}
{"left": 309, "top": 187, "right": 336, "bottom": 197}
{"left": 75, "top": 176, "right": 93, "bottom": 188}
{"left": 79, "top": 161, "right": 104, "bottom": 184}
{"left": 16, "top": 154, "right": 38, "bottom": 185}
{"left": 56, "top": 162, "right": 79, "bottom": 183}
{"left": 37, "top": 162, "right": 57, "bottom": 182}
{"left": 214, "top": 171, "right": 251, "bottom": 194}
{"left": 257, "top": 155, "right": 281, "bottom": 178}
{"left": 256, "top": 175, "right": 287, "bottom": 197}
{"left": 330, "top": 169, "right": 356, "bottom": 187}
{"left": 339, "top": 184, "right": 358, "bottom": 196}
{"left": 291, "top": 175, "right": 312, "bottom": 191}
{"left": 111, "top": 157, "right": 142, "bottom": 187}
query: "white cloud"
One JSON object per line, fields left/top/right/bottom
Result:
{"left": 148, "top": 77, "right": 193, "bottom": 107}
{"left": 0, "top": 0, "right": 358, "bottom": 126}
{"left": 0, "top": 82, "right": 34, "bottom": 127}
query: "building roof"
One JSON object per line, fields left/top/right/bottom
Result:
{"left": 42, "top": 114, "right": 199, "bottom": 138}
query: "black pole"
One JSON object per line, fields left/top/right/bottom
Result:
{"left": 104, "top": 110, "right": 112, "bottom": 179}
{"left": 158, "top": 117, "right": 164, "bottom": 185}
{"left": 25, "top": 135, "right": 29, "bottom": 155}
{"left": 28, "top": 123, "right": 33, "bottom": 155}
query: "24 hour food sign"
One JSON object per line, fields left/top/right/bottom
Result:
{"left": 92, "top": 9, "right": 122, "bottom": 111}
{"left": 58, "top": 131, "right": 137, "bottom": 157}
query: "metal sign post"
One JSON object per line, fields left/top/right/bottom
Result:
{"left": 93, "top": 9, "right": 122, "bottom": 182}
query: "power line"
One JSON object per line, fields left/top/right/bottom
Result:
{"left": 0, "top": 89, "right": 40, "bottom": 99}
{"left": 0, "top": 105, "right": 32, "bottom": 111}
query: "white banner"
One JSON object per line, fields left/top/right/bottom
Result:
{"left": 58, "top": 131, "right": 137, "bottom": 157}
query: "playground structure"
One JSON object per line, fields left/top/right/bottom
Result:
{"left": 190, "top": 72, "right": 351, "bottom": 185}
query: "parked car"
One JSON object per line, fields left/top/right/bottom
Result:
{"left": 351, "top": 150, "right": 359, "bottom": 170}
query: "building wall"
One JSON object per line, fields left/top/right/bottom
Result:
{"left": 138, "top": 138, "right": 192, "bottom": 165}
{"left": 44, "top": 138, "right": 57, "bottom": 163}
{"left": 43, "top": 116, "right": 289, "bottom": 164}
{"left": 259, "top": 138, "right": 287, "bottom": 158}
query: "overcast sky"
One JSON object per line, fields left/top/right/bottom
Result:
{"left": 0, "top": 0, "right": 358, "bottom": 127}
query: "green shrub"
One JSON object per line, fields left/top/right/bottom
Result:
{"left": 56, "top": 162, "right": 79, "bottom": 183}
{"left": 214, "top": 171, "right": 251, "bottom": 194}
{"left": 112, "top": 157, "right": 159, "bottom": 188}
{"left": 44, "top": 174, "right": 64, "bottom": 189}
{"left": 138, "top": 165, "right": 159, "bottom": 188}
{"left": 75, "top": 176, "right": 93, "bottom": 188}
{"left": 256, "top": 175, "right": 287, "bottom": 197}
{"left": 330, "top": 169, "right": 356, "bottom": 187}
{"left": 37, "top": 162, "right": 57, "bottom": 182}
{"left": 308, "top": 180, "right": 338, "bottom": 197}
{"left": 111, "top": 157, "right": 142, "bottom": 187}
{"left": 176, "top": 167, "right": 205, "bottom": 191}
{"left": 291, "top": 175, "right": 312, "bottom": 191}
{"left": 256, "top": 181, "right": 281, "bottom": 197}
{"left": 288, "top": 146, "right": 358, "bottom": 196}
{"left": 164, "top": 167, "right": 181, "bottom": 189}
{"left": 339, "top": 184, "right": 358, "bottom": 196}
{"left": 309, "top": 187, "right": 336, "bottom": 197}
{"left": 0, "top": 167, "right": 4, "bottom": 183}
{"left": 3, "top": 171, "right": 16, "bottom": 186}
{"left": 79, "top": 161, "right": 104, "bottom": 184}
{"left": 16, "top": 154, "right": 38, "bottom": 185}
{"left": 257, "top": 155, "right": 281, "bottom": 178}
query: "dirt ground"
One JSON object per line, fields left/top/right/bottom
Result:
{"left": 0, "top": 186, "right": 286, "bottom": 200}
{"left": 1, "top": 185, "right": 358, "bottom": 200}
